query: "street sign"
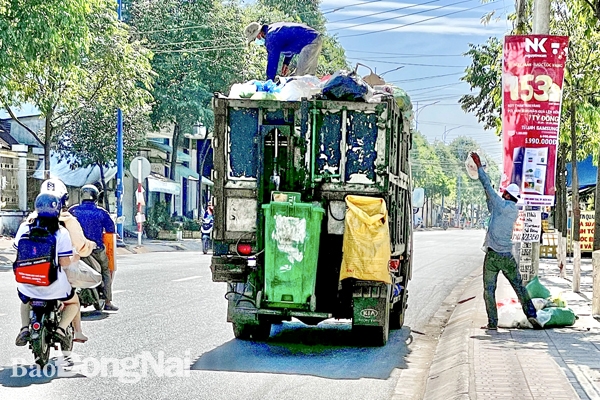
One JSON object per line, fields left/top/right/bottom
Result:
{"left": 130, "top": 156, "right": 151, "bottom": 180}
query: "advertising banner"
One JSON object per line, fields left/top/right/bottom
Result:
{"left": 502, "top": 35, "right": 569, "bottom": 206}
{"left": 512, "top": 209, "right": 542, "bottom": 243}
{"left": 579, "top": 211, "right": 595, "bottom": 251}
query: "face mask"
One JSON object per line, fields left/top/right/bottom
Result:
{"left": 254, "top": 38, "right": 265, "bottom": 46}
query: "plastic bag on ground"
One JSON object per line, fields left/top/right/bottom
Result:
{"left": 498, "top": 301, "right": 533, "bottom": 329}
{"left": 526, "top": 276, "right": 551, "bottom": 299}
{"left": 322, "top": 70, "right": 370, "bottom": 102}
{"left": 548, "top": 293, "right": 568, "bottom": 308}
{"left": 340, "top": 195, "right": 391, "bottom": 284}
{"left": 531, "top": 298, "right": 548, "bottom": 311}
{"left": 536, "top": 307, "right": 577, "bottom": 328}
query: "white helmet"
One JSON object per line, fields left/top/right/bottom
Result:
{"left": 505, "top": 183, "right": 521, "bottom": 200}
{"left": 40, "top": 178, "right": 69, "bottom": 208}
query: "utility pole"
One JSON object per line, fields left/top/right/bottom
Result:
{"left": 115, "top": 0, "right": 124, "bottom": 240}
{"left": 517, "top": 0, "right": 552, "bottom": 283}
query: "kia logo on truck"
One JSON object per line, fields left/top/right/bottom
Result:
{"left": 360, "top": 309, "right": 378, "bottom": 318}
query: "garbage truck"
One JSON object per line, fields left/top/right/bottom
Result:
{"left": 208, "top": 89, "right": 414, "bottom": 346}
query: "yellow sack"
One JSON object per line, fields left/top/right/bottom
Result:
{"left": 340, "top": 195, "right": 392, "bottom": 284}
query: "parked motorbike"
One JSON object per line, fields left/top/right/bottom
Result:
{"left": 77, "top": 256, "right": 105, "bottom": 311}
{"left": 27, "top": 299, "right": 73, "bottom": 367}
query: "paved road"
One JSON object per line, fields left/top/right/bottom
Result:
{"left": 0, "top": 229, "right": 486, "bottom": 400}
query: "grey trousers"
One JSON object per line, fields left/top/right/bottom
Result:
{"left": 90, "top": 248, "right": 112, "bottom": 302}
{"left": 296, "top": 36, "right": 323, "bottom": 76}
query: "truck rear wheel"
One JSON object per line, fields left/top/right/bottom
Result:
{"left": 353, "top": 325, "right": 389, "bottom": 346}
{"left": 390, "top": 303, "right": 406, "bottom": 330}
{"left": 232, "top": 321, "right": 272, "bottom": 341}
{"left": 232, "top": 323, "right": 252, "bottom": 340}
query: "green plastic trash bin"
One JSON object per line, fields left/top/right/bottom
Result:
{"left": 262, "top": 192, "right": 325, "bottom": 310}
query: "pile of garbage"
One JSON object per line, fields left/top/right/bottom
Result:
{"left": 497, "top": 276, "right": 577, "bottom": 329}
{"left": 227, "top": 70, "right": 414, "bottom": 121}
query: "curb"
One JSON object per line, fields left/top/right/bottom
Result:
{"left": 423, "top": 268, "right": 482, "bottom": 400}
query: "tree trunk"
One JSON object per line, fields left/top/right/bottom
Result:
{"left": 99, "top": 162, "right": 110, "bottom": 212}
{"left": 516, "top": 0, "right": 528, "bottom": 34}
{"left": 556, "top": 144, "right": 566, "bottom": 277}
{"left": 44, "top": 109, "right": 54, "bottom": 179}
{"left": 560, "top": 143, "right": 568, "bottom": 277}
{"left": 571, "top": 103, "right": 581, "bottom": 292}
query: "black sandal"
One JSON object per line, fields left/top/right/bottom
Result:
{"left": 54, "top": 327, "right": 71, "bottom": 348}
{"left": 15, "top": 326, "right": 30, "bottom": 346}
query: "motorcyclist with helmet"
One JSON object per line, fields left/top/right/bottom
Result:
{"left": 69, "top": 185, "right": 118, "bottom": 312}
{"left": 39, "top": 178, "right": 96, "bottom": 341}
{"left": 19, "top": 178, "right": 95, "bottom": 342}
{"left": 14, "top": 193, "right": 81, "bottom": 348}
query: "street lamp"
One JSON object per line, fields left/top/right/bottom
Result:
{"left": 414, "top": 101, "right": 440, "bottom": 131}
{"left": 442, "top": 125, "right": 466, "bottom": 143}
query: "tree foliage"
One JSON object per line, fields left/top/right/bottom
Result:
{"left": 459, "top": 37, "right": 503, "bottom": 136}
{"left": 0, "top": 0, "right": 153, "bottom": 175}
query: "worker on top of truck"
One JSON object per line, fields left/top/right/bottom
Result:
{"left": 244, "top": 21, "right": 323, "bottom": 81}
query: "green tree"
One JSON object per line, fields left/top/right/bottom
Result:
{"left": 129, "top": 0, "right": 253, "bottom": 189}
{"left": 255, "top": 0, "right": 349, "bottom": 76}
{"left": 410, "top": 132, "right": 452, "bottom": 203}
{"left": 459, "top": 37, "right": 503, "bottom": 137}
{"left": 0, "top": 0, "right": 153, "bottom": 176}
{"left": 55, "top": 105, "right": 151, "bottom": 210}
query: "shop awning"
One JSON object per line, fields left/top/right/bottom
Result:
{"left": 147, "top": 141, "right": 192, "bottom": 163}
{"left": 176, "top": 164, "right": 199, "bottom": 180}
{"left": 176, "top": 165, "right": 213, "bottom": 186}
{"left": 33, "top": 152, "right": 117, "bottom": 187}
{"left": 147, "top": 172, "right": 180, "bottom": 195}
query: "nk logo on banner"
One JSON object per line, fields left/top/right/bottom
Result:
{"left": 501, "top": 35, "right": 569, "bottom": 207}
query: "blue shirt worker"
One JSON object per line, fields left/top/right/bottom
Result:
{"left": 471, "top": 152, "right": 541, "bottom": 330}
{"left": 244, "top": 22, "right": 323, "bottom": 81}
{"left": 69, "top": 185, "right": 119, "bottom": 312}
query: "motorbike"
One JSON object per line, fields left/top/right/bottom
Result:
{"left": 77, "top": 256, "right": 105, "bottom": 311}
{"left": 27, "top": 299, "right": 73, "bottom": 367}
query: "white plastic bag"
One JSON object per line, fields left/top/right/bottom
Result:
{"left": 498, "top": 303, "right": 533, "bottom": 329}
{"left": 531, "top": 298, "right": 548, "bottom": 311}
{"left": 279, "top": 80, "right": 313, "bottom": 101}
{"left": 536, "top": 309, "right": 552, "bottom": 327}
{"left": 65, "top": 260, "right": 102, "bottom": 289}
{"left": 229, "top": 83, "right": 257, "bottom": 99}
{"left": 465, "top": 154, "right": 479, "bottom": 180}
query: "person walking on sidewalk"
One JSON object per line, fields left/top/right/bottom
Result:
{"left": 69, "top": 185, "right": 119, "bottom": 312}
{"left": 470, "top": 152, "right": 541, "bottom": 330}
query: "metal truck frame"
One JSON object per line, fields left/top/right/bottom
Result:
{"left": 209, "top": 94, "right": 413, "bottom": 345}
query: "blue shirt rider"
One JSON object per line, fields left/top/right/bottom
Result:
{"left": 69, "top": 185, "right": 119, "bottom": 312}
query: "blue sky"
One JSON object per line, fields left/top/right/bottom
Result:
{"left": 320, "top": 0, "right": 511, "bottom": 164}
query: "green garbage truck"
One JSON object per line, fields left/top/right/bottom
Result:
{"left": 209, "top": 91, "right": 414, "bottom": 345}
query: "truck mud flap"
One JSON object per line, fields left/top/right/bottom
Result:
{"left": 211, "top": 257, "right": 248, "bottom": 282}
{"left": 352, "top": 281, "right": 390, "bottom": 327}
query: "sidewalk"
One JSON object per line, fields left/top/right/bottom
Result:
{"left": 423, "top": 257, "right": 600, "bottom": 400}
{"left": 0, "top": 236, "right": 207, "bottom": 264}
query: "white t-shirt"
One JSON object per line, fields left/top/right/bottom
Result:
{"left": 14, "top": 223, "right": 74, "bottom": 300}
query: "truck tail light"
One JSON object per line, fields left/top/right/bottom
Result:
{"left": 389, "top": 259, "right": 399, "bottom": 272}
